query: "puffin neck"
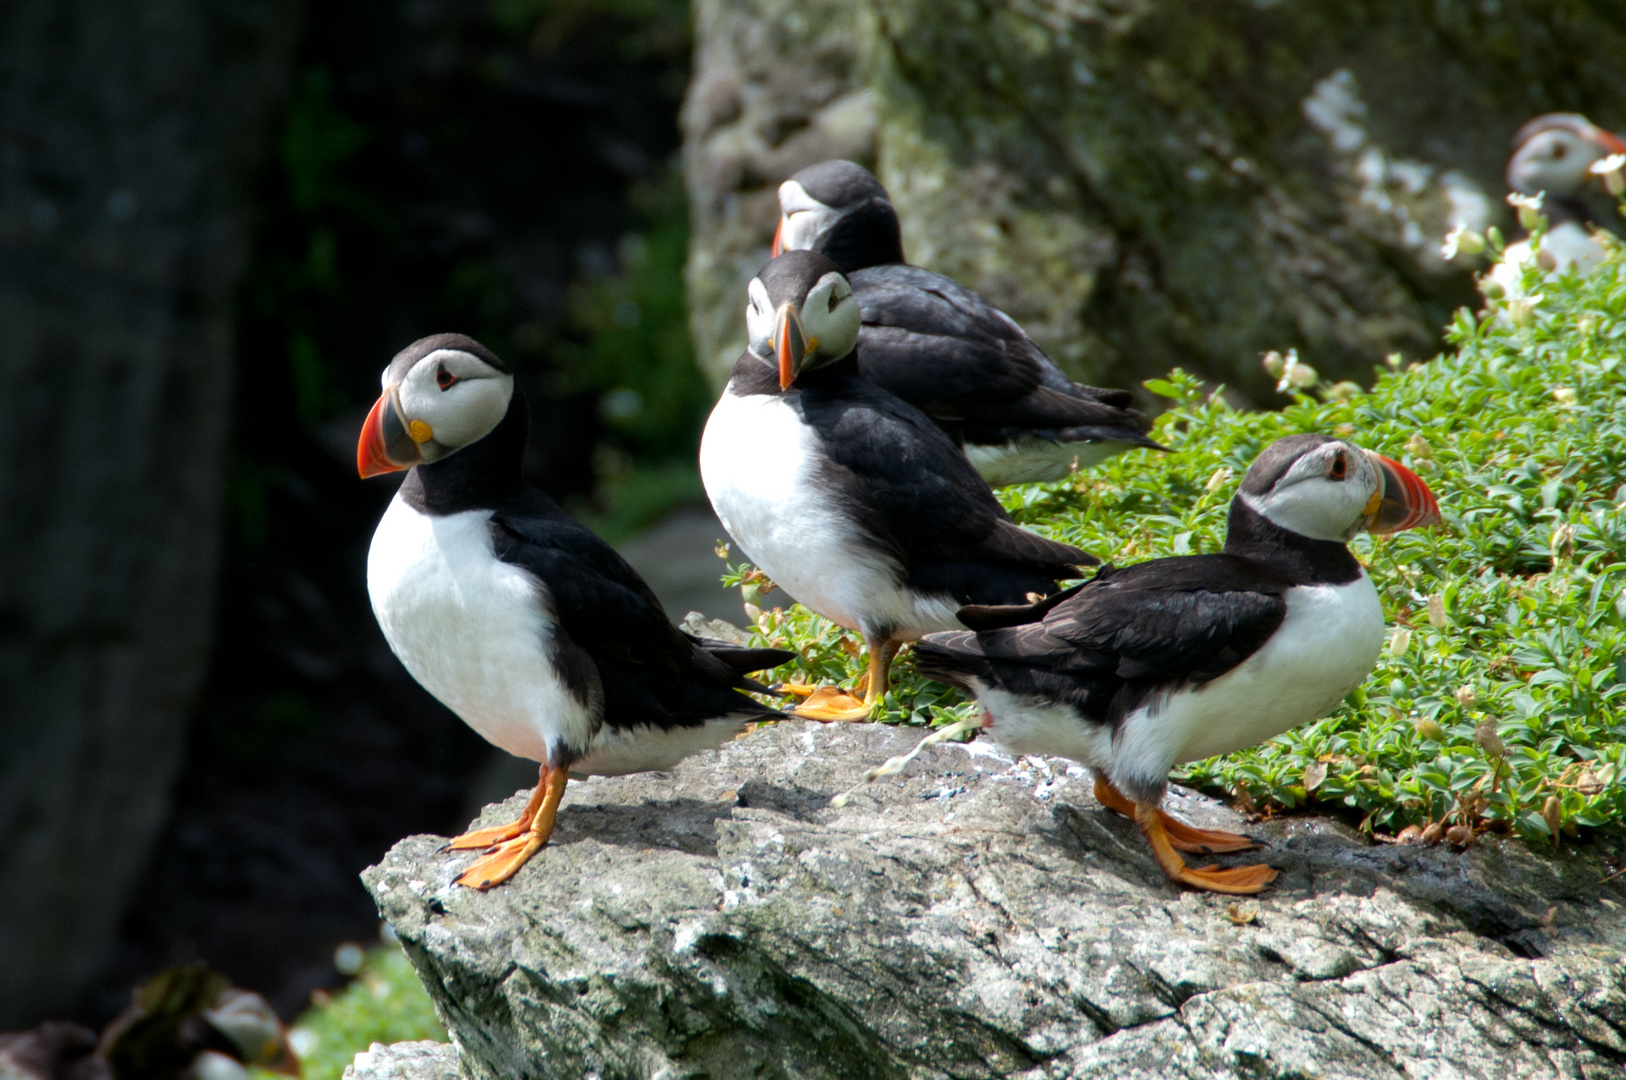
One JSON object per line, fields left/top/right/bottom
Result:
{"left": 788, "top": 350, "right": 862, "bottom": 389}
{"left": 400, "top": 389, "right": 530, "bottom": 514}
{"left": 1222, "top": 496, "right": 1363, "bottom": 585}
{"left": 813, "top": 199, "right": 904, "bottom": 271}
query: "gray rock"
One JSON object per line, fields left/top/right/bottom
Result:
{"left": 343, "top": 1041, "right": 459, "bottom": 1080}
{"left": 367, "top": 721, "right": 1626, "bottom": 1078}
{"left": 683, "top": 0, "right": 1626, "bottom": 400}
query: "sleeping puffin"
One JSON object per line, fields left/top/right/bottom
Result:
{"left": 915, "top": 434, "right": 1440, "bottom": 894}
{"left": 1488, "top": 113, "right": 1626, "bottom": 297}
{"left": 359, "top": 333, "right": 793, "bottom": 889}
{"left": 771, "top": 159, "right": 1162, "bottom": 486}
{"left": 699, "top": 251, "right": 1095, "bottom": 721}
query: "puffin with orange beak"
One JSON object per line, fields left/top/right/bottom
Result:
{"left": 361, "top": 333, "right": 792, "bottom": 889}
{"left": 700, "top": 251, "right": 1095, "bottom": 721}
{"left": 1488, "top": 112, "right": 1626, "bottom": 297}
{"left": 915, "top": 434, "right": 1441, "bottom": 895}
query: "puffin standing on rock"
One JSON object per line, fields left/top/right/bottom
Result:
{"left": 700, "top": 251, "right": 1095, "bottom": 721}
{"left": 772, "top": 159, "right": 1162, "bottom": 486}
{"left": 360, "top": 333, "right": 793, "bottom": 889}
{"left": 916, "top": 435, "right": 1440, "bottom": 895}
{"left": 1489, "top": 113, "right": 1626, "bottom": 295}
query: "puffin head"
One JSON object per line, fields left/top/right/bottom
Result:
{"left": 745, "top": 250, "right": 862, "bottom": 391}
{"left": 772, "top": 160, "right": 899, "bottom": 264}
{"left": 1237, "top": 434, "right": 1440, "bottom": 543}
{"left": 1507, "top": 113, "right": 1626, "bottom": 200}
{"left": 357, "top": 333, "right": 514, "bottom": 478}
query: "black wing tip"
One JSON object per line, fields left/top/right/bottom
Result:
{"left": 704, "top": 644, "right": 798, "bottom": 674}
{"left": 956, "top": 581, "right": 1088, "bottom": 631}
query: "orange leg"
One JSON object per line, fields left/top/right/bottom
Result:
{"left": 441, "top": 765, "right": 549, "bottom": 851}
{"left": 453, "top": 761, "right": 570, "bottom": 890}
{"left": 1093, "top": 776, "right": 1257, "bottom": 855}
{"left": 790, "top": 638, "right": 898, "bottom": 722}
{"left": 1134, "top": 802, "right": 1278, "bottom": 895}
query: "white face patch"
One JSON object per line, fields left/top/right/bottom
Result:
{"left": 1509, "top": 129, "right": 1604, "bottom": 197}
{"left": 777, "top": 180, "right": 840, "bottom": 252}
{"left": 394, "top": 348, "right": 513, "bottom": 461}
{"left": 1243, "top": 440, "right": 1380, "bottom": 543}
{"left": 745, "top": 278, "right": 775, "bottom": 358}
{"left": 798, "top": 272, "right": 860, "bottom": 362}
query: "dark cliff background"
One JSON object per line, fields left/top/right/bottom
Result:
{"left": 3, "top": 0, "right": 709, "bottom": 1027}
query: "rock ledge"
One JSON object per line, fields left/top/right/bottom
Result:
{"left": 366, "top": 721, "right": 1626, "bottom": 1079}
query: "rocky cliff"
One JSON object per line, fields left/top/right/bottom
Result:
{"left": 682, "top": 0, "right": 1626, "bottom": 401}
{"left": 364, "top": 721, "right": 1626, "bottom": 1079}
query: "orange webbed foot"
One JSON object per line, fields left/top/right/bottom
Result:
{"left": 791, "top": 686, "right": 875, "bottom": 722}
{"left": 448, "top": 762, "right": 568, "bottom": 890}
{"left": 1094, "top": 776, "right": 1258, "bottom": 854}
{"left": 1158, "top": 815, "right": 1260, "bottom": 856}
{"left": 1170, "top": 861, "right": 1280, "bottom": 895}
{"left": 1135, "top": 801, "right": 1279, "bottom": 896}
{"left": 455, "top": 833, "right": 546, "bottom": 890}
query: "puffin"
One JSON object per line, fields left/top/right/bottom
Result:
{"left": 1489, "top": 113, "right": 1626, "bottom": 296}
{"left": 771, "top": 159, "right": 1162, "bottom": 486}
{"left": 699, "top": 251, "right": 1095, "bottom": 721}
{"left": 359, "top": 333, "right": 793, "bottom": 889}
{"left": 914, "top": 434, "right": 1440, "bottom": 895}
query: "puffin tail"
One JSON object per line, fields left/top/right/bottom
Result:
{"left": 697, "top": 641, "right": 798, "bottom": 676}
{"left": 957, "top": 581, "right": 1087, "bottom": 631}
{"left": 913, "top": 632, "right": 992, "bottom": 691}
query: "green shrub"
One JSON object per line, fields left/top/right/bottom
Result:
{"left": 731, "top": 238, "right": 1626, "bottom": 845}
{"left": 253, "top": 946, "right": 445, "bottom": 1080}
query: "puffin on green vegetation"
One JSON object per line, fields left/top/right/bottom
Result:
{"left": 916, "top": 435, "right": 1440, "bottom": 895}
{"left": 701, "top": 252, "right": 1094, "bottom": 721}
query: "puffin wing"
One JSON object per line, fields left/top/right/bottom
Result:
{"left": 976, "top": 556, "right": 1291, "bottom": 683}
{"left": 849, "top": 265, "right": 1153, "bottom": 443}
{"left": 849, "top": 264, "right": 1048, "bottom": 410}
{"left": 489, "top": 497, "right": 784, "bottom": 725}
{"left": 799, "top": 382, "right": 1094, "bottom": 601}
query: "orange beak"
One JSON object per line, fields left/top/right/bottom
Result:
{"left": 774, "top": 302, "right": 806, "bottom": 391}
{"left": 1592, "top": 125, "right": 1626, "bottom": 157}
{"left": 771, "top": 216, "right": 784, "bottom": 258}
{"left": 357, "top": 387, "right": 423, "bottom": 478}
{"left": 1364, "top": 452, "right": 1441, "bottom": 534}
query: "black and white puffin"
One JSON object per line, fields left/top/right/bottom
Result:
{"left": 699, "top": 251, "right": 1095, "bottom": 721}
{"left": 359, "top": 333, "right": 793, "bottom": 889}
{"left": 771, "top": 159, "right": 1162, "bottom": 486}
{"left": 1489, "top": 113, "right": 1626, "bottom": 295}
{"left": 915, "top": 434, "right": 1440, "bottom": 895}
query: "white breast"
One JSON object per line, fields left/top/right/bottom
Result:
{"left": 366, "top": 497, "right": 595, "bottom": 762}
{"left": 979, "top": 574, "right": 1385, "bottom": 796}
{"left": 699, "top": 384, "right": 961, "bottom": 638}
{"left": 1120, "top": 574, "right": 1384, "bottom": 779}
{"left": 1489, "top": 222, "right": 1605, "bottom": 299}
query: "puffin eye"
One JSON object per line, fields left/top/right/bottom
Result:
{"left": 828, "top": 288, "right": 840, "bottom": 313}
{"left": 436, "top": 364, "right": 458, "bottom": 391}
{"left": 1551, "top": 142, "right": 1567, "bottom": 159}
{"left": 1329, "top": 453, "right": 1347, "bottom": 480}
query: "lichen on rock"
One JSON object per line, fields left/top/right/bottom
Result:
{"left": 684, "top": 0, "right": 1626, "bottom": 400}
{"left": 366, "top": 721, "right": 1626, "bottom": 1079}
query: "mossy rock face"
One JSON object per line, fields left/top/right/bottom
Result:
{"left": 683, "top": 0, "right": 1626, "bottom": 398}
